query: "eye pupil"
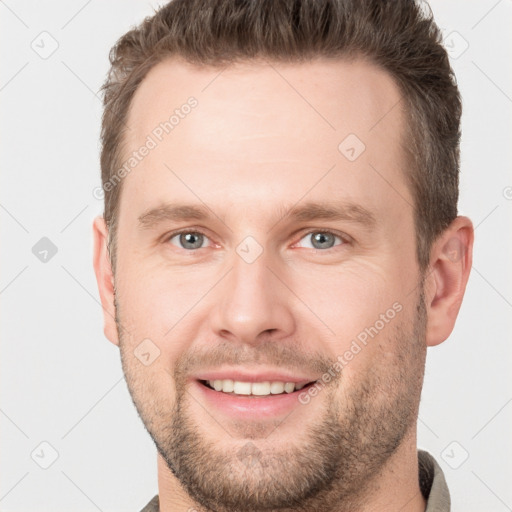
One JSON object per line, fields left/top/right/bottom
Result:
{"left": 311, "top": 232, "right": 335, "bottom": 249}
{"left": 172, "top": 231, "right": 340, "bottom": 251}
{"left": 180, "top": 232, "right": 204, "bottom": 249}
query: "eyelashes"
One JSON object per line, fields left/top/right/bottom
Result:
{"left": 164, "top": 228, "right": 350, "bottom": 253}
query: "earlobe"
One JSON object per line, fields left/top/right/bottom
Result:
{"left": 92, "top": 216, "right": 119, "bottom": 347}
{"left": 425, "top": 216, "right": 474, "bottom": 347}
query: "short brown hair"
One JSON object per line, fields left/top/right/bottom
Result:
{"left": 100, "top": 0, "right": 461, "bottom": 272}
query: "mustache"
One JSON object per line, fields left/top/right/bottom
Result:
{"left": 173, "top": 340, "right": 336, "bottom": 380}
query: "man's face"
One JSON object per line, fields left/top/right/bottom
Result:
{"left": 112, "top": 58, "right": 427, "bottom": 511}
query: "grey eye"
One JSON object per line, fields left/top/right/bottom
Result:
{"left": 298, "top": 231, "right": 342, "bottom": 250}
{"left": 170, "top": 232, "right": 207, "bottom": 250}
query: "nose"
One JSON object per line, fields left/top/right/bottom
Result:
{"left": 209, "top": 249, "right": 296, "bottom": 346}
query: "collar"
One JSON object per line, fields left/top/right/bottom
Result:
{"left": 418, "top": 449, "right": 451, "bottom": 511}
{"left": 140, "top": 449, "right": 451, "bottom": 511}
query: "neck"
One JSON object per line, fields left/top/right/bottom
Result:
{"left": 156, "top": 428, "right": 426, "bottom": 512}
{"left": 357, "top": 429, "right": 427, "bottom": 512}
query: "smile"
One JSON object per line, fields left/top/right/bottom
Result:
{"left": 200, "top": 379, "right": 313, "bottom": 396}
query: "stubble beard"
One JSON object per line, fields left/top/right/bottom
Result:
{"left": 116, "top": 291, "right": 427, "bottom": 512}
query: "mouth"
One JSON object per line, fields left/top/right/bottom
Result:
{"left": 198, "top": 379, "right": 317, "bottom": 396}
{"left": 192, "top": 372, "right": 321, "bottom": 418}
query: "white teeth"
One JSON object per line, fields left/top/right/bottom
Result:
{"left": 221, "top": 379, "right": 234, "bottom": 392}
{"left": 284, "top": 382, "right": 295, "bottom": 393}
{"left": 233, "top": 381, "right": 252, "bottom": 395}
{"left": 251, "top": 381, "right": 271, "bottom": 395}
{"left": 207, "top": 379, "right": 308, "bottom": 395}
{"left": 270, "top": 381, "right": 285, "bottom": 394}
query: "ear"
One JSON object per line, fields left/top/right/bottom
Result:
{"left": 423, "top": 216, "right": 474, "bottom": 347}
{"left": 92, "top": 215, "right": 119, "bottom": 346}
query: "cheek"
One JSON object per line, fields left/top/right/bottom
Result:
{"left": 291, "top": 263, "right": 409, "bottom": 371}
{"left": 292, "top": 263, "right": 394, "bottom": 329}
{"left": 116, "top": 259, "right": 200, "bottom": 337}
{"left": 115, "top": 263, "right": 211, "bottom": 386}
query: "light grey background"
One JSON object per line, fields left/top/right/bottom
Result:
{"left": 1, "top": 1, "right": 511, "bottom": 511}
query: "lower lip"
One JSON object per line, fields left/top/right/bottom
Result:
{"left": 192, "top": 380, "right": 315, "bottom": 419}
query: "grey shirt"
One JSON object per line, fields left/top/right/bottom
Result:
{"left": 140, "top": 449, "right": 450, "bottom": 512}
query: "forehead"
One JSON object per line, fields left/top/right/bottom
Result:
{"left": 120, "top": 56, "right": 411, "bottom": 224}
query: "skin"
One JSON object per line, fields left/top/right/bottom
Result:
{"left": 93, "top": 57, "right": 473, "bottom": 511}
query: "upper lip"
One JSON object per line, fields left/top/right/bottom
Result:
{"left": 193, "top": 368, "right": 319, "bottom": 384}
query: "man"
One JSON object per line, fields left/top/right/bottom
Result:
{"left": 92, "top": 0, "right": 473, "bottom": 510}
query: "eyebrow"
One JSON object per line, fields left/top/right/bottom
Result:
{"left": 137, "top": 201, "right": 377, "bottom": 230}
